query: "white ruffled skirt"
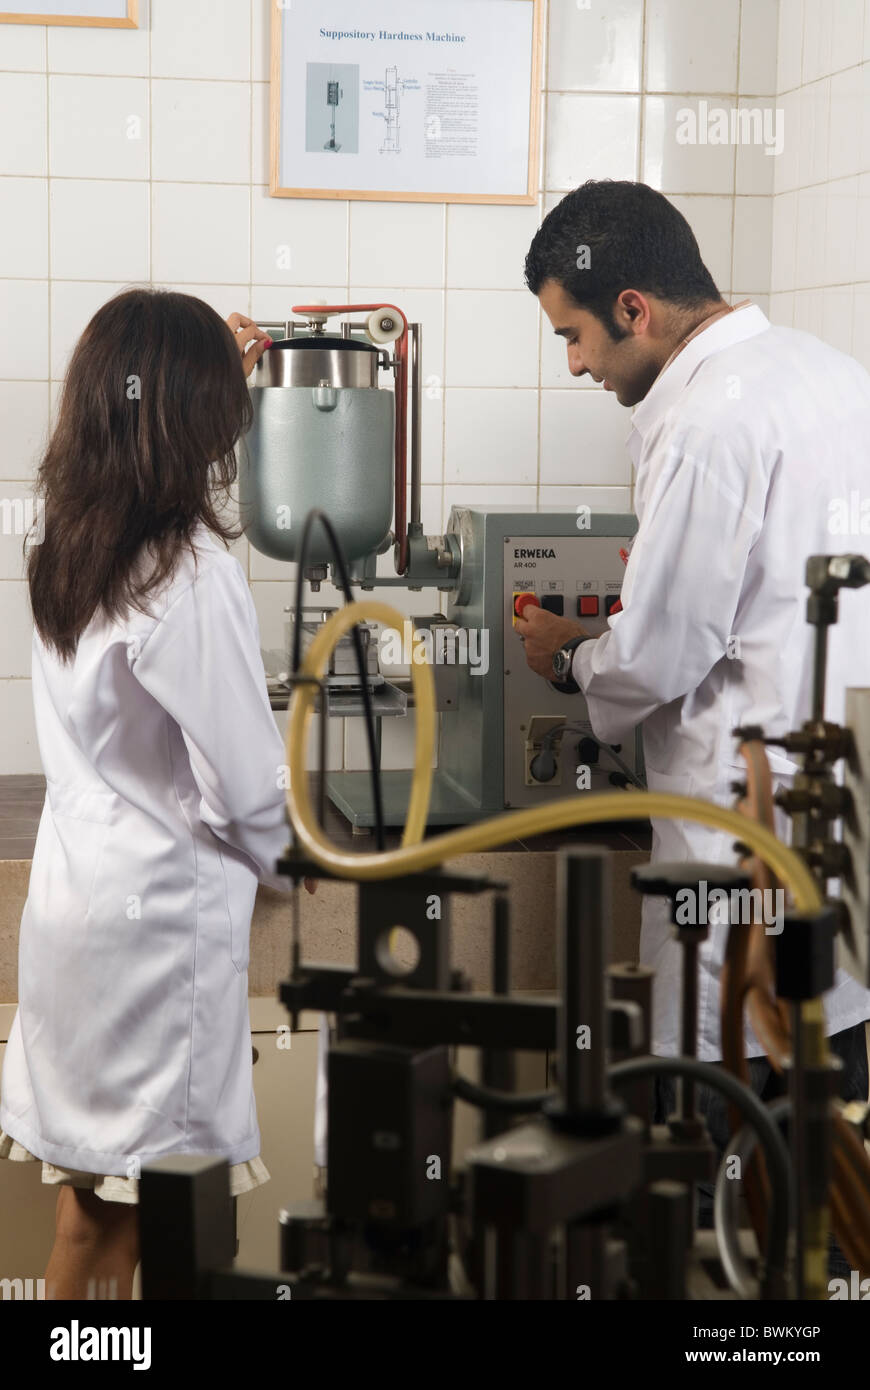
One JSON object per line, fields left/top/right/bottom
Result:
{"left": 0, "top": 1126, "right": 269, "bottom": 1205}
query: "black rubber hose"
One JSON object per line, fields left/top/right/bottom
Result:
{"left": 452, "top": 1074, "right": 551, "bottom": 1114}
{"left": 292, "top": 508, "right": 385, "bottom": 850}
{"left": 610, "top": 1056, "right": 790, "bottom": 1287}
{"left": 452, "top": 1054, "right": 791, "bottom": 1287}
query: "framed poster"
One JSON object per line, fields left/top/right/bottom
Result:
{"left": 0, "top": 0, "right": 137, "bottom": 24}
{"left": 270, "top": 0, "right": 543, "bottom": 204}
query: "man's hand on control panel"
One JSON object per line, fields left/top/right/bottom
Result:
{"left": 515, "top": 599, "right": 591, "bottom": 680}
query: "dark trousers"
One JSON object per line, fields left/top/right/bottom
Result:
{"left": 653, "top": 1021, "right": 869, "bottom": 1280}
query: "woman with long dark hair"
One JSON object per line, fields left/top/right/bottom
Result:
{"left": 0, "top": 288, "right": 309, "bottom": 1298}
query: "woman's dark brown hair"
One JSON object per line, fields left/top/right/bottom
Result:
{"left": 27, "top": 287, "right": 251, "bottom": 661}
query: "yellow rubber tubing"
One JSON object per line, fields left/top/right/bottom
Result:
{"left": 285, "top": 600, "right": 823, "bottom": 914}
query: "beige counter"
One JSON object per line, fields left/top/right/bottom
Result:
{"left": 0, "top": 849, "right": 647, "bottom": 1003}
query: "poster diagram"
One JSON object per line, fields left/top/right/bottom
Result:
{"left": 274, "top": 0, "right": 540, "bottom": 202}
{"left": 379, "top": 66, "right": 410, "bottom": 153}
{"left": 366, "top": 67, "right": 419, "bottom": 154}
{"left": 305, "top": 62, "right": 360, "bottom": 154}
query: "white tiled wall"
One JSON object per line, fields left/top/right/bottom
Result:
{"left": 0, "top": 0, "right": 779, "bottom": 772}
{"left": 769, "top": 0, "right": 870, "bottom": 360}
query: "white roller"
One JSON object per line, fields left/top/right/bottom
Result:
{"left": 365, "top": 308, "right": 403, "bottom": 345}
{"left": 304, "top": 297, "right": 330, "bottom": 326}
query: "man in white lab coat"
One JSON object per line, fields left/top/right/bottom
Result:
{"left": 516, "top": 181, "right": 870, "bottom": 1250}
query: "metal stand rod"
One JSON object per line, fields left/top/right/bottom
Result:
{"left": 566, "top": 1223, "right": 607, "bottom": 1301}
{"left": 492, "top": 894, "right": 510, "bottom": 996}
{"left": 494, "top": 1232, "right": 549, "bottom": 1300}
{"left": 557, "top": 851, "right": 609, "bottom": 1114}
{"left": 811, "top": 627, "right": 828, "bottom": 723}
{"left": 680, "top": 939, "right": 699, "bottom": 1119}
{"left": 409, "top": 323, "right": 423, "bottom": 531}
{"left": 647, "top": 1182, "right": 690, "bottom": 1298}
{"left": 608, "top": 964, "right": 654, "bottom": 1128}
{"left": 483, "top": 894, "right": 515, "bottom": 1138}
{"left": 791, "top": 1001, "right": 806, "bottom": 1300}
{"left": 318, "top": 692, "right": 327, "bottom": 827}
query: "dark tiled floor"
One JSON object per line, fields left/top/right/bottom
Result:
{"left": 0, "top": 775, "right": 651, "bottom": 860}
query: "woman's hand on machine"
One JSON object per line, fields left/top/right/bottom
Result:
{"left": 226, "top": 312, "right": 272, "bottom": 378}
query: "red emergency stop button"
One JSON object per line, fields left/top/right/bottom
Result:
{"left": 578, "top": 595, "right": 599, "bottom": 617}
{"left": 513, "top": 591, "right": 540, "bottom": 626}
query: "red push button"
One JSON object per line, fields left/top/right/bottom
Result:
{"left": 514, "top": 592, "right": 539, "bottom": 616}
{"left": 605, "top": 595, "right": 623, "bottom": 616}
{"left": 513, "top": 591, "right": 540, "bottom": 626}
{"left": 578, "top": 595, "right": 599, "bottom": 617}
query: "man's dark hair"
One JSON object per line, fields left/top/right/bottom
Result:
{"left": 525, "top": 180, "right": 721, "bottom": 339}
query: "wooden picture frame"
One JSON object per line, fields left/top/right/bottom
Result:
{"left": 0, "top": 0, "right": 137, "bottom": 26}
{"left": 270, "top": 0, "right": 543, "bottom": 205}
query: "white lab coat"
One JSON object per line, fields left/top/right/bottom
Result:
{"left": 0, "top": 525, "right": 298, "bottom": 1175}
{"left": 573, "top": 304, "right": 870, "bottom": 1060}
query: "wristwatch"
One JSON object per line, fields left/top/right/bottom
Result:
{"left": 550, "top": 635, "right": 591, "bottom": 694}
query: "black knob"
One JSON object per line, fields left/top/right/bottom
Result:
{"left": 630, "top": 862, "right": 752, "bottom": 899}
{"left": 731, "top": 724, "right": 766, "bottom": 742}
{"left": 631, "top": 862, "right": 753, "bottom": 933}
